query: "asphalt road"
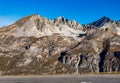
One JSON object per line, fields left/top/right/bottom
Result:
{"left": 0, "top": 74, "right": 120, "bottom": 83}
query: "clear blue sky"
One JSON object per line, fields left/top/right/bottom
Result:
{"left": 0, "top": 0, "right": 120, "bottom": 27}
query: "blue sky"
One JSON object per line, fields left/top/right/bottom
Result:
{"left": 0, "top": 0, "right": 120, "bottom": 27}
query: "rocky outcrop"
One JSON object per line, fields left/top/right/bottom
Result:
{"left": 0, "top": 14, "right": 120, "bottom": 75}
{"left": 58, "top": 27, "right": 118, "bottom": 73}
{"left": 53, "top": 17, "right": 83, "bottom": 30}
{"left": 103, "top": 36, "right": 120, "bottom": 72}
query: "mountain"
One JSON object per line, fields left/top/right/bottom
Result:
{"left": 89, "top": 16, "right": 114, "bottom": 27}
{"left": 0, "top": 14, "right": 120, "bottom": 75}
{"left": 0, "top": 14, "right": 85, "bottom": 38}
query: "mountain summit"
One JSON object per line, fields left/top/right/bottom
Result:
{"left": 89, "top": 16, "right": 114, "bottom": 27}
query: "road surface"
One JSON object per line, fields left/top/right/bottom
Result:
{"left": 0, "top": 74, "right": 120, "bottom": 83}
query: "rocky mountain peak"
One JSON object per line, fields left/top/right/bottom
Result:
{"left": 13, "top": 14, "right": 38, "bottom": 27}
{"left": 101, "top": 16, "right": 112, "bottom": 20}
{"left": 100, "top": 16, "right": 114, "bottom": 23}
{"left": 53, "top": 17, "right": 83, "bottom": 30}
{"left": 14, "top": 14, "right": 50, "bottom": 27}
{"left": 53, "top": 16, "right": 70, "bottom": 25}
{"left": 89, "top": 16, "right": 114, "bottom": 27}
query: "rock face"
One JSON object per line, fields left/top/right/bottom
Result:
{"left": 0, "top": 14, "right": 120, "bottom": 75}
{"left": 59, "top": 28, "right": 118, "bottom": 73}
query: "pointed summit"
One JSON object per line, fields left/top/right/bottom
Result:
{"left": 13, "top": 14, "right": 40, "bottom": 27}
{"left": 53, "top": 16, "right": 69, "bottom": 25}
{"left": 89, "top": 16, "right": 114, "bottom": 27}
